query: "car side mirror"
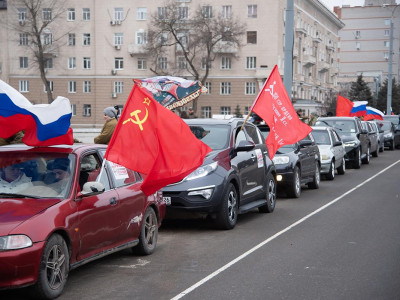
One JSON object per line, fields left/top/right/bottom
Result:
{"left": 235, "top": 140, "right": 255, "bottom": 152}
{"left": 361, "top": 129, "right": 368, "bottom": 134}
{"left": 334, "top": 141, "right": 342, "bottom": 146}
{"left": 299, "top": 140, "right": 313, "bottom": 147}
{"left": 79, "top": 181, "right": 105, "bottom": 197}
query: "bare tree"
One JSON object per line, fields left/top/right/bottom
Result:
{"left": 145, "top": 1, "right": 246, "bottom": 110}
{"left": 6, "top": 0, "right": 68, "bottom": 103}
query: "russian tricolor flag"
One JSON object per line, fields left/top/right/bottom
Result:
{"left": 336, "top": 95, "right": 368, "bottom": 117}
{"left": 350, "top": 101, "right": 368, "bottom": 117}
{"left": 364, "top": 106, "right": 384, "bottom": 121}
{"left": 0, "top": 80, "right": 73, "bottom": 146}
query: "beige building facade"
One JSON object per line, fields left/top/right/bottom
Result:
{"left": 0, "top": 0, "right": 342, "bottom": 127}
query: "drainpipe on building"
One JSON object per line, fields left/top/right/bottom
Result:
{"left": 283, "top": 0, "right": 295, "bottom": 101}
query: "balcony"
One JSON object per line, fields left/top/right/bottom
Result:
{"left": 128, "top": 44, "right": 146, "bottom": 56}
{"left": 212, "top": 41, "right": 238, "bottom": 54}
{"left": 295, "top": 26, "right": 307, "bottom": 35}
{"left": 313, "top": 37, "right": 322, "bottom": 43}
{"left": 255, "top": 66, "right": 270, "bottom": 79}
{"left": 318, "top": 61, "right": 330, "bottom": 73}
{"left": 326, "top": 45, "right": 335, "bottom": 52}
{"left": 303, "top": 54, "right": 316, "bottom": 67}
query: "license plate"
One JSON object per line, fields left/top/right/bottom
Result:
{"left": 163, "top": 196, "right": 171, "bottom": 205}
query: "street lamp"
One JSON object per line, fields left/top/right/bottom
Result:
{"left": 383, "top": 3, "right": 400, "bottom": 115}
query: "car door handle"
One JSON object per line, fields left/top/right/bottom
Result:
{"left": 109, "top": 197, "right": 117, "bottom": 206}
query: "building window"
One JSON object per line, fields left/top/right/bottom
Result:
{"left": 136, "top": 31, "right": 147, "bottom": 44}
{"left": 177, "top": 56, "right": 187, "bottom": 69}
{"left": 222, "top": 5, "right": 232, "bottom": 19}
{"left": 177, "top": 32, "right": 188, "bottom": 51}
{"left": 83, "top": 57, "right": 91, "bottom": 69}
{"left": 204, "top": 82, "right": 211, "bottom": 94}
{"left": 68, "top": 57, "right": 76, "bottom": 69}
{"left": 247, "top": 5, "right": 257, "bottom": 18}
{"left": 115, "top": 57, "right": 124, "bottom": 70}
{"left": 83, "top": 8, "right": 90, "bottom": 21}
{"left": 221, "top": 56, "right": 231, "bottom": 69}
{"left": 246, "top": 57, "right": 256, "bottom": 69}
{"left": 247, "top": 31, "right": 257, "bottom": 44}
{"left": 158, "top": 57, "right": 167, "bottom": 69}
{"left": 42, "top": 8, "right": 52, "bottom": 21}
{"left": 114, "top": 33, "right": 123, "bottom": 45}
{"left": 158, "top": 7, "right": 167, "bottom": 19}
{"left": 83, "top": 104, "right": 91, "bottom": 116}
{"left": 178, "top": 7, "right": 189, "bottom": 19}
{"left": 355, "top": 30, "right": 361, "bottom": 38}
{"left": 44, "top": 58, "right": 53, "bottom": 69}
{"left": 68, "top": 33, "right": 76, "bottom": 46}
{"left": 114, "top": 81, "right": 123, "bottom": 94}
{"left": 83, "top": 81, "right": 91, "bottom": 93}
{"left": 67, "top": 8, "right": 75, "bottom": 21}
{"left": 19, "top": 33, "right": 29, "bottom": 45}
{"left": 83, "top": 33, "right": 91, "bottom": 46}
{"left": 68, "top": 81, "right": 76, "bottom": 93}
{"left": 43, "top": 81, "right": 53, "bottom": 92}
{"left": 202, "top": 6, "right": 212, "bottom": 18}
{"left": 138, "top": 58, "right": 147, "bottom": 70}
{"left": 384, "top": 19, "right": 390, "bottom": 26}
{"left": 384, "top": 29, "right": 390, "bottom": 36}
{"left": 137, "top": 7, "right": 147, "bottom": 20}
{"left": 220, "top": 82, "right": 231, "bottom": 95}
{"left": 202, "top": 106, "right": 211, "bottom": 118}
{"left": 114, "top": 8, "right": 123, "bottom": 21}
{"left": 220, "top": 106, "right": 231, "bottom": 115}
{"left": 71, "top": 104, "right": 76, "bottom": 116}
{"left": 19, "top": 57, "right": 28, "bottom": 69}
{"left": 18, "top": 8, "right": 27, "bottom": 21}
{"left": 244, "top": 106, "right": 250, "bottom": 115}
{"left": 245, "top": 82, "right": 256, "bottom": 95}
{"left": 384, "top": 41, "right": 389, "bottom": 47}
{"left": 356, "top": 42, "right": 360, "bottom": 50}
{"left": 43, "top": 32, "right": 53, "bottom": 45}
{"left": 19, "top": 80, "right": 29, "bottom": 92}
{"left": 384, "top": 52, "right": 389, "bottom": 60}
{"left": 201, "top": 57, "right": 211, "bottom": 69}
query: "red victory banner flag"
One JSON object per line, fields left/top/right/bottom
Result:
{"left": 336, "top": 94, "right": 353, "bottom": 117}
{"left": 250, "top": 65, "right": 312, "bottom": 159}
{"left": 104, "top": 82, "right": 212, "bottom": 195}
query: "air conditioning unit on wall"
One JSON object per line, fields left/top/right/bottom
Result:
{"left": 111, "top": 69, "right": 117, "bottom": 75}
{"left": 115, "top": 45, "right": 121, "bottom": 50}
{"left": 112, "top": 92, "right": 117, "bottom": 98}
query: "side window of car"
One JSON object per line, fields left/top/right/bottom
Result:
{"left": 235, "top": 128, "right": 247, "bottom": 147}
{"left": 107, "top": 161, "right": 138, "bottom": 188}
{"left": 245, "top": 125, "right": 261, "bottom": 145}
{"left": 331, "top": 130, "right": 341, "bottom": 143}
{"left": 79, "top": 153, "right": 110, "bottom": 191}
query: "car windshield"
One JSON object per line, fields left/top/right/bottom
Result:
{"left": 383, "top": 115, "right": 399, "bottom": 125}
{"left": 189, "top": 124, "right": 230, "bottom": 150}
{"left": 317, "top": 120, "right": 356, "bottom": 134}
{"left": 313, "top": 130, "right": 331, "bottom": 145}
{"left": 379, "top": 122, "right": 392, "bottom": 131}
{"left": 0, "top": 152, "right": 75, "bottom": 199}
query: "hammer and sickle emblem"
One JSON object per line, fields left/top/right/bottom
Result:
{"left": 123, "top": 108, "right": 149, "bottom": 131}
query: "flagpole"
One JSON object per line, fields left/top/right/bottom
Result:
{"left": 96, "top": 158, "right": 107, "bottom": 182}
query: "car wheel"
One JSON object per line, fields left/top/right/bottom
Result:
{"left": 286, "top": 166, "right": 301, "bottom": 198}
{"left": 132, "top": 206, "right": 158, "bottom": 255}
{"left": 389, "top": 139, "right": 395, "bottom": 150}
{"left": 34, "top": 234, "right": 69, "bottom": 300}
{"left": 372, "top": 146, "right": 379, "bottom": 157}
{"left": 259, "top": 173, "right": 276, "bottom": 213}
{"left": 308, "top": 161, "right": 320, "bottom": 189}
{"left": 354, "top": 148, "right": 361, "bottom": 169}
{"left": 380, "top": 144, "right": 384, "bottom": 152}
{"left": 362, "top": 146, "right": 370, "bottom": 164}
{"left": 326, "top": 160, "right": 335, "bottom": 180}
{"left": 216, "top": 183, "right": 238, "bottom": 230}
{"left": 337, "top": 158, "right": 346, "bottom": 175}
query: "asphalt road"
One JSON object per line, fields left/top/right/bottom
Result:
{"left": 3, "top": 149, "right": 400, "bottom": 300}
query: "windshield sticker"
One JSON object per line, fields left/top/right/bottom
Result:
{"left": 255, "top": 149, "right": 264, "bottom": 168}
{"left": 109, "top": 161, "right": 129, "bottom": 179}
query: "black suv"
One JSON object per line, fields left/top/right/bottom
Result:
{"left": 383, "top": 115, "right": 400, "bottom": 148}
{"left": 162, "top": 119, "right": 277, "bottom": 230}
{"left": 315, "top": 117, "right": 369, "bottom": 168}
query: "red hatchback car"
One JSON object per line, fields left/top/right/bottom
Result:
{"left": 0, "top": 144, "right": 166, "bottom": 299}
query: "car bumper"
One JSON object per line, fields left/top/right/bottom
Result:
{"left": 343, "top": 146, "right": 358, "bottom": 162}
{"left": 320, "top": 161, "right": 331, "bottom": 174}
{"left": 275, "top": 167, "right": 294, "bottom": 185}
{"left": 0, "top": 241, "right": 45, "bottom": 289}
{"left": 384, "top": 137, "right": 394, "bottom": 147}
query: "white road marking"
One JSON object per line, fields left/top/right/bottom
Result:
{"left": 171, "top": 159, "right": 400, "bottom": 300}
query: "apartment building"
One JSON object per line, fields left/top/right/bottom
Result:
{"left": 0, "top": 0, "right": 342, "bottom": 127}
{"left": 335, "top": 0, "right": 400, "bottom": 100}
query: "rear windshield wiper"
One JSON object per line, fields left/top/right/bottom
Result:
{"left": 0, "top": 193, "right": 41, "bottom": 199}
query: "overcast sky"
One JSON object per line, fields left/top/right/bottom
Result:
{"left": 320, "top": 0, "right": 400, "bottom": 11}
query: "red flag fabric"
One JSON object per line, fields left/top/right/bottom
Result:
{"left": 251, "top": 65, "right": 312, "bottom": 159}
{"left": 336, "top": 95, "right": 353, "bottom": 117}
{"left": 104, "top": 83, "right": 212, "bottom": 195}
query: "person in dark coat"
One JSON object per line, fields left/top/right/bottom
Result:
{"left": 94, "top": 107, "right": 118, "bottom": 144}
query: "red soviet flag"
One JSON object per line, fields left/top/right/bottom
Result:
{"left": 336, "top": 95, "right": 353, "bottom": 117}
{"left": 251, "top": 65, "right": 312, "bottom": 159}
{"left": 104, "top": 83, "right": 212, "bottom": 195}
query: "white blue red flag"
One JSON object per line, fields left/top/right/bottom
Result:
{"left": 364, "top": 106, "right": 384, "bottom": 121}
{"left": 0, "top": 80, "right": 73, "bottom": 146}
{"left": 350, "top": 101, "right": 367, "bottom": 117}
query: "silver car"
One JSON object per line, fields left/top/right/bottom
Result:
{"left": 311, "top": 126, "right": 346, "bottom": 180}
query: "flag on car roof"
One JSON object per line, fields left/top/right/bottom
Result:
{"left": 0, "top": 80, "right": 73, "bottom": 146}
{"left": 364, "top": 106, "right": 384, "bottom": 121}
{"left": 137, "top": 76, "right": 207, "bottom": 110}
{"left": 104, "top": 82, "right": 212, "bottom": 195}
{"left": 250, "top": 65, "right": 312, "bottom": 159}
{"left": 350, "top": 101, "right": 368, "bottom": 117}
{"left": 336, "top": 95, "right": 367, "bottom": 118}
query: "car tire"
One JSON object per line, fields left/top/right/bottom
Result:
{"left": 34, "top": 234, "right": 69, "bottom": 300}
{"left": 372, "top": 146, "right": 379, "bottom": 157}
{"left": 286, "top": 166, "right": 301, "bottom": 198}
{"left": 132, "top": 206, "right": 158, "bottom": 255}
{"left": 307, "top": 161, "right": 320, "bottom": 189}
{"left": 326, "top": 161, "right": 335, "bottom": 180}
{"left": 354, "top": 148, "right": 362, "bottom": 169}
{"left": 389, "top": 139, "right": 395, "bottom": 150}
{"left": 215, "top": 183, "right": 238, "bottom": 230}
{"left": 259, "top": 173, "right": 276, "bottom": 213}
{"left": 362, "top": 146, "right": 370, "bottom": 164}
{"left": 337, "top": 158, "right": 346, "bottom": 175}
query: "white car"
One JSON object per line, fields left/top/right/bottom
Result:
{"left": 311, "top": 126, "right": 346, "bottom": 180}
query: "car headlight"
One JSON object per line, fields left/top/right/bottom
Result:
{"left": 384, "top": 133, "right": 393, "bottom": 138}
{"left": 344, "top": 141, "right": 357, "bottom": 147}
{"left": 272, "top": 156, "right": 290, "bottom": 165}
{"left": 321, "top": 154, "right": 332, "bottom": 161}
{"left": 0, "top": 235, "right": 32, "bottom": 251}
{"left": 185, "top": 162, "right": 218, "bottom": 181}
